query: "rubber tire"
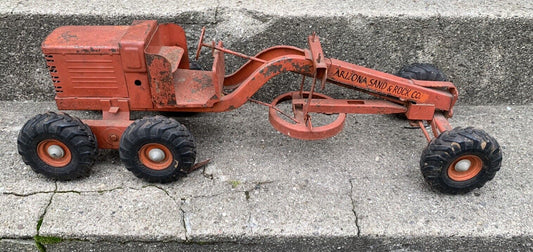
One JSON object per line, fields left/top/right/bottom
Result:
{"left": 17, "top": 112, "right": 97, "bottom": 180}
{"left": 119, "top": 116, "right": 196, "bottom": 183}
{"left": 420, "top": 127, "right": 502, "bottom": 194}
{"left": 393, "top": 63, "right": 448, "bottom": 119}
{"left": 397, "top": 63, "right": 447, "bottom": 81}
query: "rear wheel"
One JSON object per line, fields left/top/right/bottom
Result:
{"left": 17, "top": 112, "right": 97, "bottom": 180}
{"left": 119, "top": 116, "right": 196, "bottom": 183}
{"left": 397, "top": 63, "right": 447, "bottom": 81}
{"left": 420, "top": 127, "right": 502, "bottom": 194}
{"left": 395, "top": 63, "right": 448, "bottom": 119}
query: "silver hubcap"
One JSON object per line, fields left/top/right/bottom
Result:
{"left": 455, "top": 159, "right": 471, "bottom": 172}
{"left": 47, "top": 145, "right": 65, "bottom": 159}
{"left": 148, "top": 148, "right": 166, "bottom": 162}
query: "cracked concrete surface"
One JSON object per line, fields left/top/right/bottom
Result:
{"left": 1, "top": 0, "right": 532, "bottom": 250}
{"left": 1, "top": 101, "right": 532, "bottom": 250}
{"left": 349, "top": 180, "right": 362, "bottom": 237}
{"left": 39, "top": 187, "right": 186, "bottom": 241}
{"left": 0, "top": 193, "right": 51, "bottom": 238}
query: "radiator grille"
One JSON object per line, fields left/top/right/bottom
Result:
{"left": 45, "top": 54, "right": 63, "bottom": 93}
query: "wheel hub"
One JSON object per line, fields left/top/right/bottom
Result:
{"left": 47, "top": 144, "right": 65, "bottom": 159}
{"left": 148, "top": 148, "right": 166, "bottom": 162}
{"left": 37, "top": 139, "right": 72, "bottom": 167}
{"left": 454, "top": 159, "right": 471, "bottom": 172}
{"left": 138, "top": 143, "right": 173, "bottom": 170}
{"left": 447, "top": 155, "right": 483, "bottom": 182}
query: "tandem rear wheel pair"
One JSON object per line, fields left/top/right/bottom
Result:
{"left": 17, "top": 112, "right": 196, "bottom": 183}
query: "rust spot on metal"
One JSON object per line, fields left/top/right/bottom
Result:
{"left": 60, "top": 31, "right": 77, "bottom": 42}
{"left": 263, "top": 64, "right": 283, "bottom": 76}
{"left": 291, "top": 62, "right": 312, "bottom": 73}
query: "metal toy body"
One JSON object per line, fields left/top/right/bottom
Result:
{"left": 17, "top": 20, "right": 502, "bottom": 194}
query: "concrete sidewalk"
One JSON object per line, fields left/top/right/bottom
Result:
{"left": 0, "top": 101, "right": 531, "bottom": 251}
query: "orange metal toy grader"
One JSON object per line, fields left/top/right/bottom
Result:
{"left": 17, "top": 20, "right": 502, "bottom": 194}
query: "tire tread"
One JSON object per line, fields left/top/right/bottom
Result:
{"left": 17, "top": 112, "right": 97, "bottom": 180}
{"left": 119, "top": 116, "right": 196, "bottom": 183}
{"left": 420, "top": 127, "right": 502, "bottom": 194}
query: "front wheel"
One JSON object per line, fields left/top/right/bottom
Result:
{"left": 420, "top": 127, "right": 502, "bottom": 194}
{"left": 119, "top": 116, "right": 196, "bottom": 183}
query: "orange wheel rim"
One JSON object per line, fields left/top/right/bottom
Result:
{"left": 138, "top": 143, "right": 173, "bottom": 170}
{"left": 447, "top": 155, "right": 483, "bottom": 181}
{"left": 37, "top": 139, "right": 72, "bottom": 167}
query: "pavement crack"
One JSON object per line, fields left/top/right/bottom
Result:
{"left": 142, "top": 185, "right": 182, "bottom": 206}
{"left": 4, "top": 186, "right": 128, "bottom": 197}
{"left": 34, "top": 182, "right": 57, "bottom": 252}
{"left": 89, "top": 187, "right": 124, "bottom": 194}
{"left": 179, "top": 198, "right": 191, "bottom": 241}
{"left": 191, "top": 192, "right": 226, "bottom": 199}
{"left": 3, "top": 191, "right": 54, "bottom": 197}
{"left": 214, "top": 1, "right": 220, "bottom": 23}
{"left": 252, "top": 180, "right": 275, "bottom": 187}
{"left": 143, "top": 185, "right": 172, "bottom": 198}
{"left": 53, "top": 190, "right": 81, "bottom": 194}
{"left": 349, "top": 179, "right": 361, "bottom": 237}
{"left": 142, "top": 185, "right": 190, "bottom": 241}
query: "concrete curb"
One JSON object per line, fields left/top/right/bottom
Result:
{"left": 1, "top": 1, "right": 532, "bottom": 104}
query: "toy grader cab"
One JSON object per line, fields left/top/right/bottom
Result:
{"left": 17, "top": 20, "right": 502, "bottom": 194}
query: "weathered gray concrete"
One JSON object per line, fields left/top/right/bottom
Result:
{"left": 0, "top": 193, "right": 51, "bottom": 238}
{"left": 39, "top": 187, "right": 187, "bottom": 241}
{"left": 4, "top": 0, "right": 532, "bottom": 17}
{"left": 38, "top": 236, "right": 533, "bottom": 252}
{"left": 1, "top": 0, "right": 532, "bottom": 250}
{"left": 0, "top": 101, "right": 531, "bottom": 250}
{"left": 0, "top": 239, "right": 37, "bottom": 252}
{"left": 1, "top": 1, "right": 532, "bottom": 104}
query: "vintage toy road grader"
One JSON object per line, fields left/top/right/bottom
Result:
{"left": 17, "top": 20, "right": 502, "bottom": 194}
